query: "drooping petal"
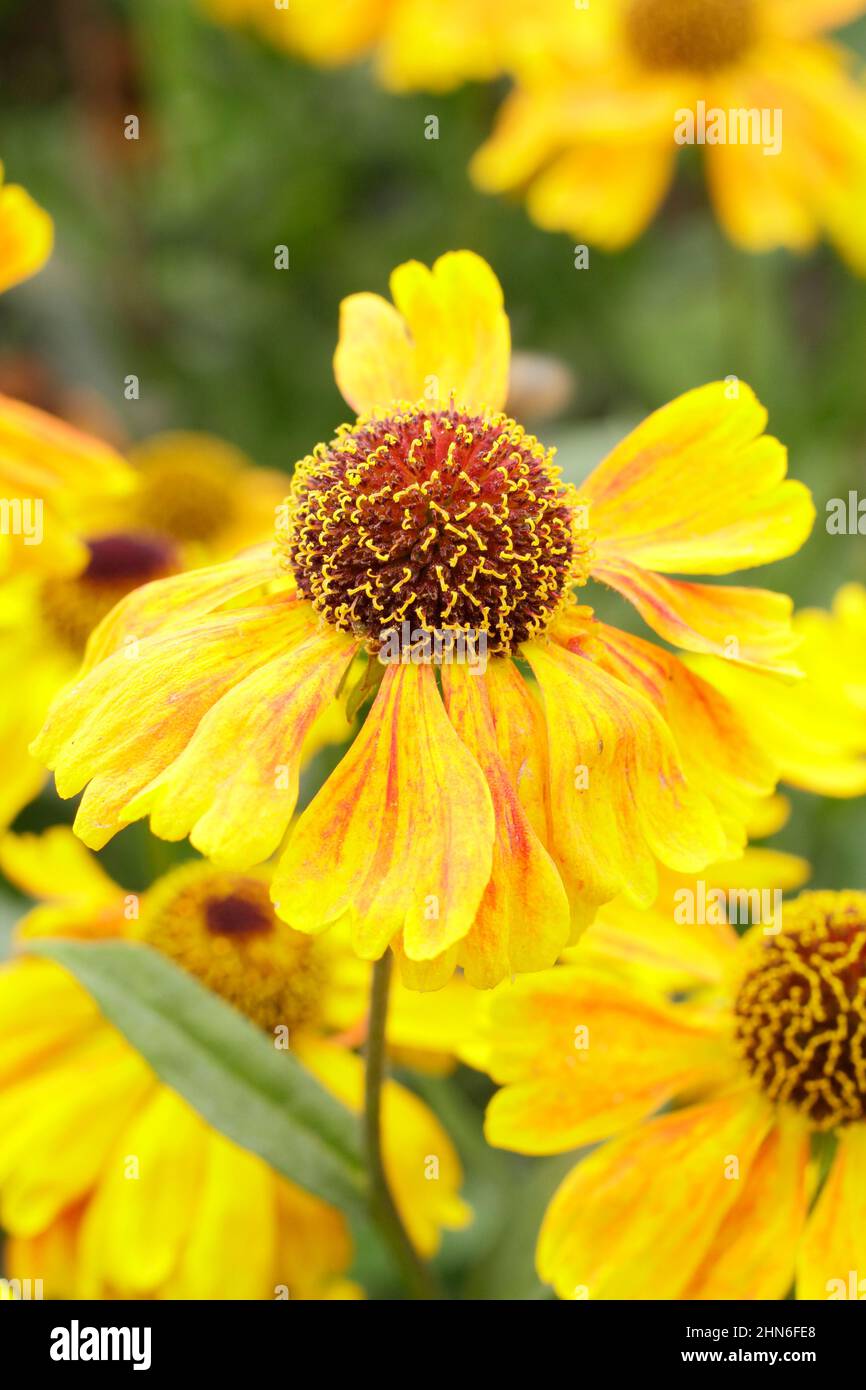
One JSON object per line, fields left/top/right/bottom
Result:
{"left": 686, "top": 1113, "right": 811, "bottom": 1300}
{"left": 482, "top": 654, "right": 553, "bottom": 847}
{"left": 441, "top": 664, "right": 570, "bottom": 988}
{"left": 525, "top": 139, "right": 676, "bottom": 251}
{"left": 593, "top": 558, "right": 799, "bottom": 672}
{"left": 335, "top": 250, "right": 510, "bottom": 415}
{"left": 582, "top": 382, "right": 814, "bottom": 575}
{"left": 272, "top": 662, "right": 495, "bottom": 965}
{"left": 124, "top": 626, "right": 357, "bottom": 868}
{"left": 797, "top": 1124, "right": 866, "bottom": 1300}
{"left": 587, "top": 618, "right": 777, "bottom": 846}
{"left": 537, "top": 1091, "right": 773, "bottom": 1299}
{"left": 482, "top": 964, "right": 724, "bottom": 1154}
{"left": 523, "top": 638, "right": 728, "bottom": 928}
{"left": 33, "top": 596, "right": 307, "bottom": 848}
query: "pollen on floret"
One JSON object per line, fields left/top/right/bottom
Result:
{"left": 132, "top": 862, "right": 328, "bottom": 1034}
{"left": 277, "top": 402, "right": 592, "bottom": 656}
{"left": 626, "top": 0, "right": 754, "bottom": 74}
{"left": 734, "top": 891, "right": 866, "bottom": 1130}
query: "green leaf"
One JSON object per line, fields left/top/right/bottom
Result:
{"left": 28, "top": 938, "right": 367, "bottom": 1217}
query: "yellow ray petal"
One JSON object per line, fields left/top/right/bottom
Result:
{"left": 537, "top": 1090, "right": 773, "bottom": 1300}
{"left": 594, "top": 559, "right": 799, "bottom": 672}
{"left": 0, "top": 826, "right": 122, "bottom": 907}
{"left": 335, "top": 250, "right": 510, "bottom": 415}
{"left": 272, "top": 662, "right": 495, "bottom": 966}
{"left": 583, "top": 382, "right": 814, "bottom": 575}
{"left": 33, "top": 595, "right": 304, "bottom": 848}
{"left": 797, "top": 1124, "right": 866, "bottom": 1300}
{"left": 686, "top": 1113, "right": 811, "bottom": 1299}
{"left": 125, "top": 624, "right": 356, "bottom": 869}
{"left": 442, "top": 664, "right": 570, "bottom": 987}
{"left": 0, "top": 175, "right": 53, "bottom": 294}
{"left": 524, "top": 638, "right": 728, "bottom": 928}
{"left": 483, "top": 964, "right": 724, "bottom": 1154}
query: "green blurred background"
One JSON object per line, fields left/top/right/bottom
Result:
{"left": 1, "top": 0, "right": 865, "bottom": 1297}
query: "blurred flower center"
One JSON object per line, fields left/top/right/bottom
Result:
{"left": 279, "top": 403, "right": 590, "bottom": 656}
{"left": 734, "top": 893, "right": 866, "bottom": 1130}
{"left": 625, "top": 0, "right": 755, "bottom": 73}
{"left": 132, "top": 438, "right": 242, "bottom": 543}
{"left": 134, "top": 863, "right": 328, "bottom": 1034}
{"left": 39, "top": 532, "right": 180, "bottom": 655}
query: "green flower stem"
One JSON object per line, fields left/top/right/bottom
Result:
{"left": 364, "top": 952, "right": 443, "bottom": 1300}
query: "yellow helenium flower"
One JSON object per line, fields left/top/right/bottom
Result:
{"left": 0, "top": 415, "right": 296, "bottom": 832}
{"left": 479, "top": 879, "right": 866, "bottom": 1301}
{"left": 202, "top": 0, "right": 505, "bottom": 92}
{"left": 0, "top": 828, "right": 470, "bottom": 1299}
{"left": 472, "top": 0, "right": 866, "bottom": 270}
{"left": 33, "top": 249, "right": 824, "bottom": 990}
{"left": 0, "top": 162, "right": 53, "bottom": 295}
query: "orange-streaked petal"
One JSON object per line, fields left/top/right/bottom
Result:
{"left": 272, "top": 662, "right": 495, "bottom": 965}
{"left": 335, "top": 250, "right": 510, "bottom": 415}
{"left": 483, "top": 964, "right": 723, "bottom": 1154}
{"left": 537, "top": 1090, "right": 773, "bottom": 1300}
{"left": 124, "top": 626, "right": 357, "bottom": 868}
{"left": 797, "top": 1124, "right": 866, "bottom": 1300}
{"left": 33, "top": 596, "right": 305, "bottom": 848}
{"left": 589, "top": 619, "right": 777, "bottom": 846}
{"left": 524, "top": 639, "right": 728, "bottom": 927}
{"left": 442, "top": 664, "right": 570, "bottom": 988}
{"left": 483, "top": 655, "right": 552, "bottom": 847}
{"left": 686, "top": 1113, "right": 811, "bottom": 1300}
{"left": 583, "top": 382, "right": 814, "bottom": 575}
{"left": 594, "top": 559, "right": 799, "bottom": 672}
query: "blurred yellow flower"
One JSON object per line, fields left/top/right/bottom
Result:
{"left": 33, "top": 249, "right": 862, "bottom": 991}
{"left": 0, "top": 406, "right": 293, "bottom": 831}
{"left": 471, "top": 0, "right": 866, "bottom": 268}
{"left": 0, "top": 828, "right": 470, "bottom": 1299}
{"left": 480, "top": 876, "right": 866, "bottom": 1300}
{"left": 0, "top": 162, "right": 53, "bottom": 296}
{"left": 202, "top": 0, "right": 505, "bottom": 91}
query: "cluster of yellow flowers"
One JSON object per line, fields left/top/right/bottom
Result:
{"left": 1, "top": 0, "right": 866, "bottom": 1304}
{"left": 204, "top": 0, "right": 866, "bottom": 270}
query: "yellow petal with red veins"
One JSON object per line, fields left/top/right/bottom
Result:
{"left": 0, "top": 176, "right": 53, "bottom": 294}
{"left": 524, "top": 639, "right": 728, "bottom": 928}
{"left": 483, "top": 964, "right": 723, "bottom": 1154}
{"left": 590, "top": 620, "right": 776, "bottom": 846}
{"left": 335, "top": 250, "right": 510, "bottom": 415}
{"left": 583, "top": 382, "right": 814, "bottom": 575}
{"left": 273, "top": 662, "right": 494, "bottom": 964}
{"left": 124, "top": 626, "right": 357, "bottom": 869}
{"left": 33, "top": 596, "right": 304, "bottom": 848}
{"left": 797, "top": 1124, "right": 866, "bottom": 1300}
{"left": 483, "top": 655, "right": 553, "bottom": 847}
{"left": 686, "top": 1113, "right": 811, "bottom": 1299}
{"left": 594, "top": 559, "right": 799, "bottom": 672}
{"left": 297, "top": 1039, "right": 470, "bottom": 1257}
{"left": 442, "top": 664, "right": 570, "bottom": 988}
{"left": 537, "top": 1090, "right": 773, "bottom": 1300}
